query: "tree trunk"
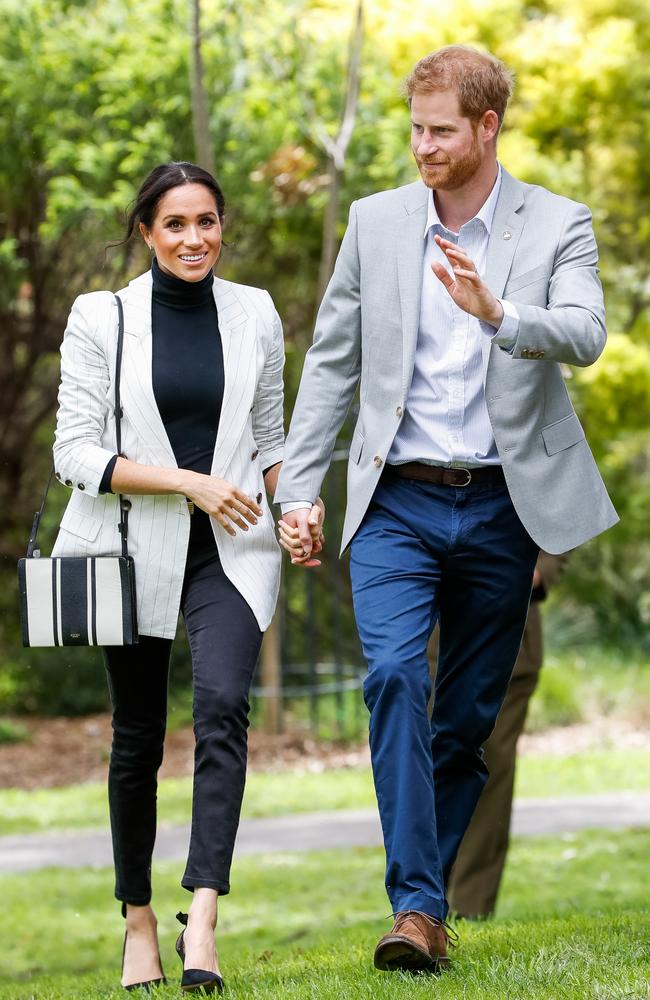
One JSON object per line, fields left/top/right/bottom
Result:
{"left": 190, "top": 0, "right": 215, "bottom": 175}
{"left": 317, "top": 156, "right": 342, "bottom": 303}
{"left": 260, "top": 614, "right": 283, "bottom": 734}
{"left": 315, "top": 0, "right": 363, "bottom": 302}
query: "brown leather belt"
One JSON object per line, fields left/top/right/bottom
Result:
{"left": 385, "top": 462, "right": 505, "bottom": 488}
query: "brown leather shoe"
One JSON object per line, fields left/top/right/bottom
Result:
{"left": 373, "top": 910, "right": 455, "bottom": 972}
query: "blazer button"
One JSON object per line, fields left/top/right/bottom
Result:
{"left": 65, "top": 479, "right": 72, "bottom": 487}
{"left": 536, "top": 350, "right": 545, "bottom": 358}
{"left": 78, "top": 483, "right": 85, "bottom": 490}
{"left": 251, "top": 449, "right": 259, "bottom": 461}
{"left": 256, "top": 492, "right": 263, "bottom": 505}
{"left": 522, "top": 349, "right": 530, "bottom": 358}
{"left": 55, "top": 471, "right": 61, "bottom": 480}
{"left": 396, "top": 406, "right": 403, "bottom": 418}
{"left": 373, "top": 455, "right": 383, "bottom": 468}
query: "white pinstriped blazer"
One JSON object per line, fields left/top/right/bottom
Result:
{"left": 52, "top": 270, "right": 284, "bottom": 637}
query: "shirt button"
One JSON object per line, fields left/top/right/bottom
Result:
{"left": 251, "top": 450, "right": 259, "bottom": 460}
{"left": 373, "top": 456, "right": 383, "bottom": 468}
{"left": 396, "top": 406, "right": 403, "bottom": 418}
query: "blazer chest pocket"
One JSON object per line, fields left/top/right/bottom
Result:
{"left": 506, "top": 264, "right": 549, "bottom": 294}
{"left": 541, "top": 413, "right": 585, "bottom": 456}
{"left": 58, "top": 506, "right": 103, "bottom": 542}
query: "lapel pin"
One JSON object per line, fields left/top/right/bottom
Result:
{"left": 502, "top": 230, "right": 512, "bottom": 240}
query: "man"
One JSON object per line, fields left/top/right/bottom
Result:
{"left": 430, "top": 551, "right": 568, "bottom": 919}
{"left": 275, "top": 45, "right": 617, "bottom": 972}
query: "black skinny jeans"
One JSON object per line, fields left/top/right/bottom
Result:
{"left": 103, "top": 518, "right": 262, "bottom": 905}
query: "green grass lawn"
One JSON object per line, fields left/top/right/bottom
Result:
{"left": 0, "top": 747, "right": 648, "bottom": 837}
{"left": 0, "top": 827, "right": 648, "bottom": 999}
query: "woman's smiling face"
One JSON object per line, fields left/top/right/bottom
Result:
{"left": 140, "top": 182, "right": 222, "bottom": 282}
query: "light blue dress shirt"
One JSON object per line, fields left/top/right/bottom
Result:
{"left": 388, "top": 166, "right": 519, "bottom": 469}
{"left": 281, "top": 167, "right": 521, "bottom": 511}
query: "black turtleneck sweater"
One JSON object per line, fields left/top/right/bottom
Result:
{"left": 99, "top": 262, "right": 224, "bottom": 551}
{"left": 150, "top": 258, "right": 223, "bottom": 472}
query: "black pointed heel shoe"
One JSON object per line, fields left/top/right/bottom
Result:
{"left": 175, "top": 912, "right": 224, "bottom": 995}
{"left": 121, "top": 902, "right": 167, "bottom": 993}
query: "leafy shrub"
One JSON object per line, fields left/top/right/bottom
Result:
{"left": 0, "top": 717, "right": 30, "bottom": 744}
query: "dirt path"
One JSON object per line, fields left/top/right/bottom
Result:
{"left": 1, "top": 712, "right": 648, "bottom": 790}
{"left": 0, "top": 713, "right": 370, "bottom": 789}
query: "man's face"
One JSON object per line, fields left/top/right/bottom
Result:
{"left": 410, "top": 89, "right": 485, "bottom": 191}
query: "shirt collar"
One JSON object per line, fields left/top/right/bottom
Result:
{"left": 424, "top": 163, "right": 503, "bottom": 238}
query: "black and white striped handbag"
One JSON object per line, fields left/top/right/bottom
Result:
{"left": 17, "top": 295, "right": 138, "bottom": 647}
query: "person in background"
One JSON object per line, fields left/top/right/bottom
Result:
{"left": 52, "top": 160, "right": 322, "bottom": 994}
{"left": 428, "top": 552, "right": 568, "bottom": 918}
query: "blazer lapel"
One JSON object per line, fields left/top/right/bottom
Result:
{"left": 482, "top": 169, "right": 526, "bottom": 369}
{"left": 117, "top": 272, "right": 178, "bottom": 467}
{"left": 210, "top": 279, "right": 257, "bottom": 478}
{"left": 397, "top": 182, "right": 428, "bottom": 399}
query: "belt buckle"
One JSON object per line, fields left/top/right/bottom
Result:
{"left": 454, "top": 468, "right": 472, "bottom": 487}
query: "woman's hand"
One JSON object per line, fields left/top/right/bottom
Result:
{"left": 184, "top": 471, "right": 263, "bottom": 536}
{"left": 278, "top": 497, "right": 325, "bottom": 567}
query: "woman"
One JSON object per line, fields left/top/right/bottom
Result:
{"left": 52, "top": 161, "right": 322, "bottom": 993}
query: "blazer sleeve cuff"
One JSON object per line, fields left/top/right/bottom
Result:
{"left": 53, "top": 443, "right": 119, "bottom": 499}
{"left": 258, "top": 445, "right": 284, "bottom": 472}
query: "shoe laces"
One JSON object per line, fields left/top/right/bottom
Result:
{"left": 388, "top": 910, "right": 460, "bottom": 948}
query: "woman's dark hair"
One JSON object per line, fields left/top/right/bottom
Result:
{"left": 122, "top": 161, "right": 226, "bottom": 243}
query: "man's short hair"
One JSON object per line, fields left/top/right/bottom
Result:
{"left": 405, "top": 45, "right": 514, "bottom": 130}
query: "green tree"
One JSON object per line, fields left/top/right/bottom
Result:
{"left": 1, "top": 0, "right": 649, "bottom": 716}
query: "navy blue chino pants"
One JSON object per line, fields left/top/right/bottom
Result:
{"left": 350, "top": 471, "right": 538, "bottom": 920}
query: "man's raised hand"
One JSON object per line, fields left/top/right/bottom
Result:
{"left": 432, "top": 234, "right": 504, "bottom": 328}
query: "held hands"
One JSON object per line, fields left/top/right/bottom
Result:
{"left": 432, "top": 235, "right": 504, "bottom": 328}
{"left": 184, "top": 471, "right": 263, "bottom": 537}
{"left": 277, "top": 498, "right": 326, "bottom": 569}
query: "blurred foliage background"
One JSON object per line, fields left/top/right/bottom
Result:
{"left": 0, "top": 0, "right": 648, "bottom": 716}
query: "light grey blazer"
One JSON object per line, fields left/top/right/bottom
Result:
{"left": 275, "top": 169, "right": 618, "bottom": 554}
{"left": 52, "top": 270, "right": 284, "bottom": 637}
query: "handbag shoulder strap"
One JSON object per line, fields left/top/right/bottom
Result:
{"left": 26, "top": 293, "right": 130, "bottom": 558}
{"left": 113, "top": 294, "right": 131, "bottom": 559}
{"left": 25, "top": 468, "right": 55, "bottom": 558}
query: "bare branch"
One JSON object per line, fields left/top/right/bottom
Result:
{"left": 336, "top": 0, "right": 364, "bottom": 161}
{"left": 316, "top": 1, "right": 364, "bottom": 299}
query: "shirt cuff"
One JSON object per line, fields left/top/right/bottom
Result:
{"left": 481, "top": 298, "right": 519, "bottom": 353}
{"left": 98, "top": 454, "right": 119, "bottom": 495}
{"left": 280, "top": 502, "right": 313, "bottom": 515}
